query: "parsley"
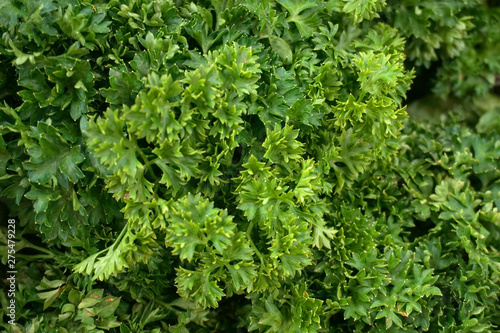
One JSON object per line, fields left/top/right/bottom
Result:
{"left": 1, "top": 0, "right": 499, "bottom": 332}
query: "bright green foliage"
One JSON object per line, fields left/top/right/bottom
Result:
{"left": 0, "top": 0, "right": 499, "bottom": 332}
{"left": 329, "top": 0, "right": 387, "bottom": 24}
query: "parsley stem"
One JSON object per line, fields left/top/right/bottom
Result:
{"left": 358, "top": 91, "right": 366, "bottom": 102}
{"left": 128, "top": 129, "right": 160, "bottom": 183}
{"left": 151, "top": 298, "right": 176, "bottom": 312}
{"left": 138, "top": 148, "right": 160, "bottom": 182}
{"left": 15, "top": 254, "right": 54, "bottom": 260}
{"left": 111, "top": 221, "right": 129, "bottom": 251}
{"left": 20, "top": 239, "right": 53, "bottom": 256}
{"left": 246, "top": 221, "right": 264, "bottom": 265}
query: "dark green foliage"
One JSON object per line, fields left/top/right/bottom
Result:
{"left": 384, "top": 0, "right": 500, "bottom": 98}
{"left": 0, "top": 1, "right": 499, "bottom": 332}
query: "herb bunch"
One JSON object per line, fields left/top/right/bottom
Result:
{"left": 0, "top": 0, "right": 499, "bottom": 332}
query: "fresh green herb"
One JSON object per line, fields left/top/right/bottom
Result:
{"left": 1, "top": 1, "right": 499, "bottom": 332}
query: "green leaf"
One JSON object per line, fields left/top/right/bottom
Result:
{"left": 175, "top": 267, "right": 225, "bottom": 308}
{"left": 25, "top": 187, "right": 62, "bottom": 212}
{"left": 23, "top": 122, "right": 84, "bottom": 187}
{"left": 70, "top": 99, "right": 87, "bottom": 121}
{"left": 340, "top": 0, "right": 386, "bottom": 23}
{"left": 61, "top": 303, "right": 75, "bottom": 314}
{"left": 68, "top": 289, "right": 82, "bottom": 305}
{"left": 59, "top": 145, "right": 85, "bottom": 183}
{"left": 269, "top": 36, "right": 293, "bottom": 64}
{"left": 166, "top": 193, "right": 236, "bottom": 261}
{"left": 0, "top": 135, "right": 12, "bottom": 176}
{"left": 73, "top": 253, "right": 99, "bottom": 276}
{"left": 37, "top": 288, "right": 63, "bottom": 311}
{"left": 263, "top": 123, "right": 304, "bottom": 165}
{"left": 256, "top": 295, "right": 283, "bottom": 330}
{"left": 78, "top": 297, "right": 101, "bottom": 309}
{"left": 97, "top": 296, "right": 120, "bottom": 318}
{"left": 312, "top": 223, "right": 337, "bottom": 249}
{"left": 36, "top": 277, "right": 65, "bottom": 290}
{"left": 277, "top": 0, "right": 322, "bottom": 37}
{"left": 423, "top": 286, "right": 442, "bottom": 296}
{"left": 389, "top": 311, "right": 403, "bottom": 328}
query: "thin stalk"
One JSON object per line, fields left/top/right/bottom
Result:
{"left": 246, "top": 221, "right": 264, "bottom": 265}
{"left": 111, "top": 222, "right": 129, "bottom": 251}
{"left": 15, "top": 254, "right": 54, "bottom": 260}
{"left": 151, "top": 298, "right": 176, "bottom": 312}
{"left": 128, "top": 129, "right": 160, "bottom": 183}
{"left": 19, "top": 239, "right": 54, "bottom": 256}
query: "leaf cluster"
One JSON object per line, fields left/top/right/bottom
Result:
{"left": 0, "top": 1, "right": 499, "bottom": 332}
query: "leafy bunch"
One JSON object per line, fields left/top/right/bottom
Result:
{"left": 383, "top": 0, "right": 500, "bottom": 98}
{"left": 0, "top": 0, "right": 499, "bottom": 332}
